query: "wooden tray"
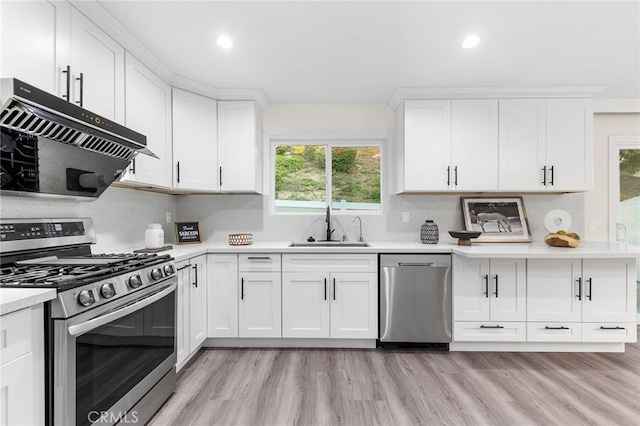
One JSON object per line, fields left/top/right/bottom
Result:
{"left": 544, "top": 234, "right": 580, "bottom": 248}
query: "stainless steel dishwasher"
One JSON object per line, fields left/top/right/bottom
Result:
{"left": 379, "top": 254, "right": 452, "bottom": 345}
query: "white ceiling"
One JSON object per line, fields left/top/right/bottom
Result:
{"left": 97, "top": 1, "right": 640, "bottom": 104}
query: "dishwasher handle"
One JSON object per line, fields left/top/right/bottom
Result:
{"left": 397, "top": 262, "right": 435, "bottom": 267}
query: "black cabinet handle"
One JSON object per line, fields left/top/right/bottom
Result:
{"left": 333, "top": 278, "right": 336, "bottom": 301}
{"left": 219, "top": 166, "right": 223, "bottom": 187}
{"left": 549, "top": 165, "right": 554, "bottom": 186}
{"left": 324, "top": 278, "right": 327, "bottom": 301}
{"left": 493, "top": 275, "right": 499, "bottom": 298}
{"left": 446, "top": 166, "right": 451, "bottom": 186}
{"left": 545, "top": 326, "right": 569, "bottom": 330}
{"left": 192, "top": 264, "right": 198, "bottom": 287}
{"left": 130, "top": 158, "right": 136, "bottom": 174}
{"left": 76, "top": 72, "right": 84, "bottom": 107}
{"left": 241, "top": 277, "right": 244, "bottom": 300}
{"left": 483, "top": 275, "right": 489, "bottom": 298}
{"left": 454, "top": 166, "right": 458, "bottom": 186}
{"left": 541, "top": 166, "right": 547, "bottom": 185}
{"left": 176, "top": 162, "right": 180, "bottom": 183}
{"left": 62, "top": 65, "right": 71, "bottom": 100}
{"left": 587, "top": 278, "right": 592, "bottom": 301}
{"left": 576, "top": 277, "right": 582, "bottom": 301}
{"left": 247, "top": 256, "right": 271, "bottom": 260}
{"left": 480, "top": 325, "right": 504, "bottom": 329}
{"left": 176, "top": 264, "right": 190, "bottom": 271}
{"left": 600, "top": 326, "right": 625, "bottom": 330}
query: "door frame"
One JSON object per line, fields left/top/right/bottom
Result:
{"left": 608, "top": 135, "right": 640, "bottom": 242}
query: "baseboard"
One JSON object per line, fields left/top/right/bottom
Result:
{"left": 203, "top": 338, "right": 377, "bottom": 348}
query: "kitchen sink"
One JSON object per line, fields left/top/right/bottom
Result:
{"left": 289, "top": 241, "right": 371, "bottom": 247}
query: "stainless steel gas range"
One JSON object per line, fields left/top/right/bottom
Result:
{"left": 0, "top": 218, "right": 177, "bottom": 426}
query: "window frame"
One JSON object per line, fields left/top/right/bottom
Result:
{"left": 268, "top": 133, "right": 386, "bottom": 216}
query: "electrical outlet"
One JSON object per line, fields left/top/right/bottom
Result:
{"left": 588, "top": 222, "right": 596, "bottom": 233}
{"left": 166, "top": 212, "right": 172, "bottom": 223}
{"left": 402, "top": 212, "right": 410, "bottom": 223}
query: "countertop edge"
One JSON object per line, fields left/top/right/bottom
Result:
{"left": 1, "top": 288, "right": 57, "bottom": 316}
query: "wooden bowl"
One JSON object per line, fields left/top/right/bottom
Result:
{"left": 544, "top": 233, "right": 580, "bottom": 248}
{"left": 448, "top": 231, "right": 482, "bottom": 246}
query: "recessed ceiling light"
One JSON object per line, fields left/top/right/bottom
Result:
{"left": 462, "top": 34, "right": 480, "bottom": 49}
{"left": 216, "top": 35, "right": 233, "bottom": 49}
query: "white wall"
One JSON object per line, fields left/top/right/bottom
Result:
{"left": 178, "top": 103, "right": 586, "bottom": 244}
{"left": 0, "top": 186, "right": 177, "bottom": 252}
{"left": 584, "top": 113, "right": 640, "bottom": 241}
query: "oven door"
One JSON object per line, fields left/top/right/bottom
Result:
{"left": 53, "top": 278, "right": 177, "bottom": 426}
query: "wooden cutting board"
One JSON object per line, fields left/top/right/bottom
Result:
{"left": 544, "top": 233, "right": 580, "bottom": 248}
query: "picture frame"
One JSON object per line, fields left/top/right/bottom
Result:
{"left": 175, "top": 222, "right": 201, "bottom": 245}
{"left": 461, "top": 197, "right": 531, "bottom": 243}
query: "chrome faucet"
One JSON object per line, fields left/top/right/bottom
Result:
{"left": 353, "top": 216, "right": 364, "bottom": 242}
{"left": 325, "top": 206, "right": 335, "bottom": 241}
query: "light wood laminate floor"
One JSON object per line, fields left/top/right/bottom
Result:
{"left": 151, "top": 329, "right": 640, "bottom": 426}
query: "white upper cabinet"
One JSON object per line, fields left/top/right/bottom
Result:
{"left": 172, "top": 89, "right": 218, "bottom": 191}
{"left": 397, "top": 99, "right": 498, "bottom": 192}
{"left": 217, "top": 101, "right": 263, "bottom": 193}
{"left": 67, "top": 7, "right": 124, "bottom": 123}
{"left": 498, "top": 98, "right": 593, "bottom": 191}
{"left": 0, "top": 0, "right": 63, "bottom": 94}
{"left": 120, "top": 52, "right": 172, "bottom": 188}
{"left": 451, "top": 100, "right": 499, "bottom": 190}
{"left": 401, "top": 100, "right": 451, "bottom": 191}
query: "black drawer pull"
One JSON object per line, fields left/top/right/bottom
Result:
{"left": 247, "top": 256, "right": 271, "bottom": 260}
{"left": 545, "top": 326, "right": 569, "bottom": 330}
{"left": 480, "top": 325, "right": 504, "bottom": 329}
{"left": 600, "top": 326, "right": 625, "bottom": 330}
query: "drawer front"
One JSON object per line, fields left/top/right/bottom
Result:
{"left": 239, "top": 254, "right": 282, "bottom": 272}
{"left": 0, "top": 308, "right": 32, "bottom": 365}
{"left": 527, "top": 322, "right": 581, "bottom": 342}
{"left": 581, "top": 323, "right": 637, "bottom": 343}
{"left": 453, "top": 321, "right": 526, "bottom": 342}
{"left": 282, "top": 254, "right": 377, "bottom": 272}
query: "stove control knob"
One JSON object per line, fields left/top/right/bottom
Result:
{"left": 151, "top": 268, "right": 163, "bottom": 281}
{"left": 100, "top": 283, "right": 116, "bottom": 299}
{"left": 77, "top": 290, "right": 95, "bottom": 307}
{"left": 128, "top": 275, "right": 143, "bottom": 288}
{"left": 163, "top": 264, "right": 175, "bottom": 275}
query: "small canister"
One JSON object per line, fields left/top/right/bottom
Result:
{"left": 420, "top": 220, "right": 439, "bottom": 244}
{"left": 145, "top": 223, "right": 164, "bottom": 249}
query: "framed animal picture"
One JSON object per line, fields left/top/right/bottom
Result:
{"left": 460, "top": 196, "right": 531, "bottom": 243}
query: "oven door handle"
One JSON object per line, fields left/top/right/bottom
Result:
{"left": 67, "top": 282, "right": 176, "bottom": 337}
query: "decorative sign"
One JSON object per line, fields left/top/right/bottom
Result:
{"left": 175, "top": 222, "right": 201, "bottom": 245}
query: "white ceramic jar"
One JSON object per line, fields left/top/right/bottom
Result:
{"left": 145, "top": 223, "right": 164, "bottom": 249}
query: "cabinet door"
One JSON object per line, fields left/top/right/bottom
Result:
{"left": 239, "top": 272, "right": 281, "bottom": 338}
{"left": 217, "top": 101, "right": 262, "bottom": 192}
{"left": 489, "top": 259, "right": 526, "bottom": 321}
{"left": 120, "top": 52, "right": 172, "bottom": 188}
{"left": 0, "top": 0, "right": 65, "bottom": 95}
{"left": 527, "top": 258, "right": 581, "bottom": 322}
{"left": 582, "top": 258, "right": 636, "bottom": 323}
{"left": 330, "top": 273, "right": 377, "bottom": 339}
{"left": 402, "top": 100, "right": 451, "bottom": 191}
{"left": 68, "top": 7, "right": 124, "bottom": 123}
{"left": 188, "top": 255, "right": 207, "bottom": 351}
{"left": 175, "top": 260, "right": 190, "bottom": 368}
{"left": 282, "top": 272, "right": 330, "bottom": 338}
{"left": 173, "top": 89, "right": 218, "bottom": 191}
{"left": 207, "top": 254, "right": 239, "bottom": 338}
{"left": 545, "top": 99, "right": 593, "bottom": 191}
{"left": 0, "top": 353, "right": 35, "bottom": 426}
{"left": 453, "top": 256, "right": 490, "bottom": 321}
{"left": 498, "top": 99, "right": 547, "bottom": 191}
{"left": 451, "top": 100, "right": 498, "bottom": 190}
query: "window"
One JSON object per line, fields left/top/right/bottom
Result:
{"left": 273, "top": 142, "right": 382, "bottom": 213}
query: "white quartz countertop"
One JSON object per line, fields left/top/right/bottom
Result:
{"left": 149, "top": 241, "right": 640, "bottom": 263}
{"left": 0, "top": 288, "right": 56, "bottom": 316}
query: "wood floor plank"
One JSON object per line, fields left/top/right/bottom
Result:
{"left": 151, "top": 327, "right": 640, "bottom": 426}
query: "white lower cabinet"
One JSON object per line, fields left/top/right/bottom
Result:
{"left": 207, "top": 254, "right": 239, "bottom": 338}
{"left": 0, "top": 304, "right": 44, "bottom": 426}
{"left": 527, "top": 257, "right": 636, "bottom": 344}
{"left": 282, "top": 254, "right": 377, "bottom": 339}
{"left": 453, "top": 322, "right": 526, "bottom": 342}
{"left": 176, "top": 254, "right": 207, "bottom": 369}
{"left": 238, "top": 255, "right": 282, "bottom": 338}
